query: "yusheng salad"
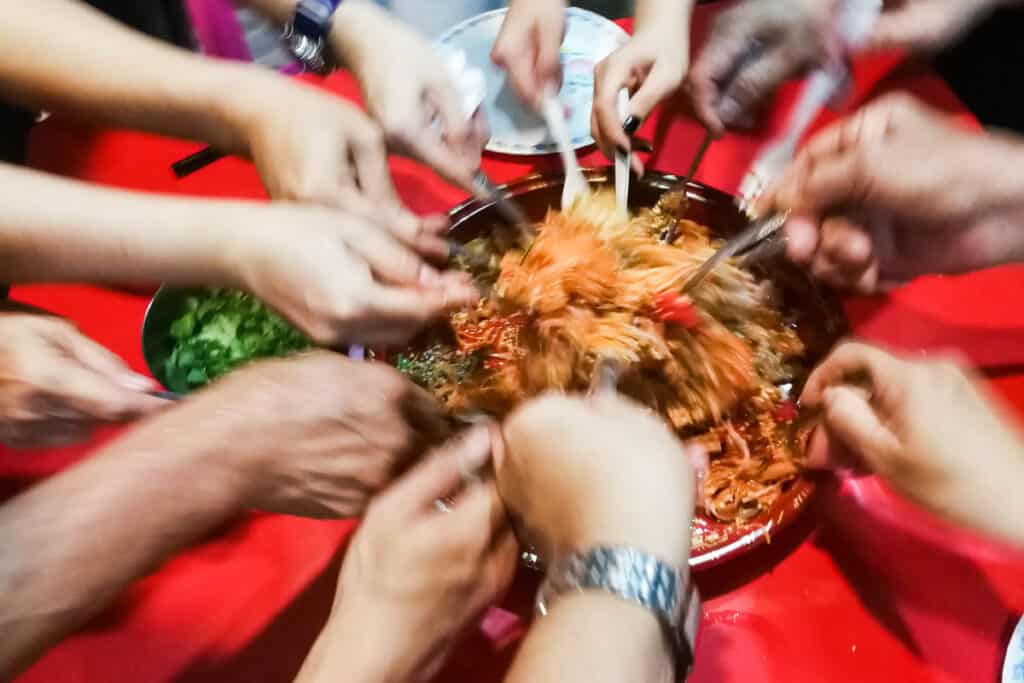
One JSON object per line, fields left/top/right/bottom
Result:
{"left": 395, "top": 189, "right": 815, "bottom": 533}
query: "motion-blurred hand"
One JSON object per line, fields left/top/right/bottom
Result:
{"left": 592, "top": 18, "right": 688, "bottom": 170}
{"left": 204, "top": 351, "right": 448, "bottom": 519}
{"left": 498, "top": 393, "right": 696, "bottom": 565}
{"left": 308, "top": 426, "right": 517, "bottom": 682}
{"left": 801, "top": 341, "right": 1024, "bottom": 545}
{"left": 759, "top": 94, "right": 1024, "bottom": 292}
{"left": 868, "top": 0, "right": 1002, "bottom": 53}
{"left": 0, "top": 310, "right": 165, "bottom": 449}
{"left": 229, "top": 203, "right": 477, "bottom": 346}
{"left": 688, "top": 0, "right": 837, "bottom": 137}
{"left": 491, "top": 0, "right": 567, "bottom": 110}
{"left": 332, "top": 3, "right": 488, "bottom": 191}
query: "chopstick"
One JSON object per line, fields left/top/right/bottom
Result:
{"left": 171, "top": 146, "right": 224, "bottom": 179}
{"left": 660, "top": 129, "right": 713, "bottom": 244}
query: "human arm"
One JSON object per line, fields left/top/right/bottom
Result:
{"left": 0, "top": 0, "right": 414, "bottom": 215}
{"left": 0, "top": 351, "right": 451, "bottom": 678}
{"left": 757, "top": 94, "right": 1024, "bottom": 292}
{"left": 592, "top": 0, "right": 693, "bottom": 167}
{"left": 801, "top": 341, "right": 1024, "bottom": 547}
{"left": 0, "top": 163, "right": 476, "bottom": 346}
{"left": 496, "top": 393, "right": 697, "bottom": 683}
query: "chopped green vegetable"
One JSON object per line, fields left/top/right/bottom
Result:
{"left": 164, "top": 289, "right": 310, "bottom": 392}
{"left": 394, "top": 343, "right": 482, "bottom": 393}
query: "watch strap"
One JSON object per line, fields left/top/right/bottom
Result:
{"left": 282, "top": 0, "right": 340, "bottom": 74}
{"left": 536, "top": 545, "right": 700, "bottom": 680}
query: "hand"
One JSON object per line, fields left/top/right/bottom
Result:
{"left": 801, "top": 341, "right": 1024, "bottom": 545}
{"left": 592, "top": 23, "right": 688, "bottom": 171}
{"left": 759, "top": 94, "right": 1024, "bottom": 292}
{"left": 688, "top": 0, "right": 838, "bottom": 136}
{"left": 0, "top": 310, "right": 165, "bottom": 449}
{"left": 332, "top": 3, "right": 488, "bottom": 191}
{"left": 868, "top": 0, "right": 1002, "bottom": 54}
{"left": 310, "top": 426, "right": 518, "bottom": 683}
{"left": 227, "top": 203, "right": 478, "bottom": 346}
{"left": 196, "top": 351, "right": 448, "bottom": 518}
{"left": 235, "top": 76, "right": 432, "bottom": 237}
{"left": 497, "top": 393, "right": 696, "bottom": 565}
{"left": 491, "top": 0, "right": 567, "bottom": 110}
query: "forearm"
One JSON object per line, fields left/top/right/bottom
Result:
{"left": 0, "top": 164, "right": 253, "bottom": 286}
{"left": 0, "top": 405, "right": 249, "bottom": 678}
{"left": 505, "top": 593, "right": 674, "bottom": 683}
{"left": 0, "top": 0, "right": 279, "bottom": 155}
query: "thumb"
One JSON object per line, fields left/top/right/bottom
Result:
{"left": 821, "top": 385, "right": 901, "bottom": 474}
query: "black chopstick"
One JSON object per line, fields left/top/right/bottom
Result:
{"left": 171, "top": 146, "right": 225, "bottom": 179}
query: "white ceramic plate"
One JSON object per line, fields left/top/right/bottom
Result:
{"left": 437, "top": 7, "right": 629, "bottom": 155}
{"left": 1003, "top": 614, "right": 1024, "bottom": 682}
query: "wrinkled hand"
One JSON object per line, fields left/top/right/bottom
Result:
{"left": 200, "top": 351, "right": 448, "bottom": 519}
{"left": 333, "top": 3, "right": 488, "bottom": 191}
{"left": 592, "top": 24, "right": 688, "bottom": 171}
{"left": 229, "top": 203, "right": 477, "bottom": 346}
{"left": 868, "top": 0, "right": 1002, "bottom": 53}
{"left": 801, "top": 341, "right": 1024, "bottom": 545}
{"left": 491, "top": 0, "right": 567, "bottom": 110}
{"left": 498, "top": 393, "right": 696, "bottom": 565}
{"left": 688, "top": 0, "right": 837, "bottom": 136}
{"left": 313, "top": 427, "right": 517, "bottom": 682}
{"left": 0, "top": 310, "right": 164, "bottom": 449}
{"left": 759, "top": 94, "right": 1024, "bottom": 292}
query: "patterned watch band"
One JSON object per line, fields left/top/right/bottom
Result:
{"left": 282, "top": 0, "right": 339, "bottom": 74}
{"left": 536, "top": 545, "right": 700, "bottom": 680}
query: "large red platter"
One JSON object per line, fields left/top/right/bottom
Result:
{"left": 441, "top": 168, "right": 845, "bottom": 570}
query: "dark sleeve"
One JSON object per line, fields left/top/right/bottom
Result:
{"left": 934, "top": 7, "right": 1024, "bottom": 135}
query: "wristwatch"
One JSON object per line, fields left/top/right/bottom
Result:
{"left": 282, "top": 0, "right": 340, "bottom": 74}
{"left": 536, "top": 545, "right": 701, "bottom": 680}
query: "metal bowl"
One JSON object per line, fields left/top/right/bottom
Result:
{"left": 141, "top": 286, "right": 208, "bottom": 394}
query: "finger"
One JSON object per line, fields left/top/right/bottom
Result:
{"left": 381, "top": 425, "right": 493, "bottom": 517}
{"left": 787, "top": 154, "right": 867, "bottom": 216}
{"left": 54, "top": 327, "right": 157, "bottom": 392}
{"left": 49, "top": 366, "right": 168, "bottom": 422}
{"left": 429, "top": 80, "right": 472, "bottom": 146}
{"left": 408, "top": 138, "right": 477, "bottom": 194}
{"left": 357, "top": 284, "right": 476, "bottom": 343}
{"left": 450, "top": 480, "right": 509, "bottom": 541}
{"left": 801, "top": 341, "right": 902, "bottom": 408}
{"left": 819, "top": 216, "right": 873, "bottom": 270}
{"left": 492, "top": 32, "right": 538, "bottom": 108}
{"left": 869, "top": 6, "right": 948, "bottom": 53}
{"left": 534, "top": 20, "right": 564, "bottom": 94}
{"left": 345, "top": 224, "right": 438, "bottom": 287}
{"left": 592, "top": 58, "right": 634, "bottom": 159}
{"left": 687, "top": 19, "right": 757, "bottom": 136}
{"left": 349, "top": 130, "right": 401, "bottom": 207}
{"left": 821, "top": 385, "right": 902, "bottom": 473}
{"left": 716, "top": 46, "right": 804, "bottom": 127}
{"left": 782, "top": 214, "right": 821, "bottom": 264}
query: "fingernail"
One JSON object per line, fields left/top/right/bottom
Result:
{"left": 120, "top": 372, "right": 158, "bottom": 391}
{"left": 621, "top": 114, "right": 642, "bottom": 135}
{"left": 717, "top": 96, "right": 741, "bottom": 125}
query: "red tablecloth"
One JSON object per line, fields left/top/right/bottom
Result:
{"left": 8, "top": 8, "right": 1024, "bottom": 683}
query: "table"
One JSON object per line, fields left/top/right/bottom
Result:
{"left": 7, "top": 7, "right": 1024, "bottom": 682}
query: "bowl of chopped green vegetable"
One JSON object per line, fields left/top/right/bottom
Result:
{"left": 141, "top": 287, "right": 313, "bottom": 394}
